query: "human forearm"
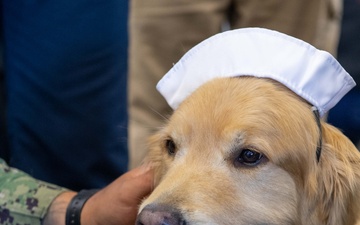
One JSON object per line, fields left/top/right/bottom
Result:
{"left": 42, "top": 191, "right": 77, "bottom": 225}
{"left": 0, "top": 159, "right": 68, "bottom": 225}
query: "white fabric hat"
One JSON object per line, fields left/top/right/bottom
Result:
{"left": 156, "top": 28, "right": 356, "bottom": 117}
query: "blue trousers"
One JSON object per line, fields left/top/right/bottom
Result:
{"left": 328, "top": 0, "right": 360, "bottom": 146}
{"left": 1, "top": 0, "right": 129, "bottom": 191}
{"left": 328, "top": 90, "right": 360, "bottom": 145}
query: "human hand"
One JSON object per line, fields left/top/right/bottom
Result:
{"left": 43, "top": 164, "right": 153, "bottom": 225}
{"left": 81, "top": 164, "right": 154, "bottom": 225}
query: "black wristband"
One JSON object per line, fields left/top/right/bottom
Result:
{"left": 65, "top": 189, "right": 99, "bottom": 225}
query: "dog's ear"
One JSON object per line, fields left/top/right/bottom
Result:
{"left": 315, "top": 123, "right": 360, "bottom": 224}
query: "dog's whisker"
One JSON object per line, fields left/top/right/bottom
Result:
{"left": 146, "top": 104, "right": 171, "bottom": 123}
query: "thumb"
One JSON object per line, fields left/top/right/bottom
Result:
{"left": 120, "top": 164, "right": 154, "bottom": 202}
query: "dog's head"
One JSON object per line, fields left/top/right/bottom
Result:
{"left": 137, "top": 77, "right": 360, "bottom": 225}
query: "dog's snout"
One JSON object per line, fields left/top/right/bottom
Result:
{"left": 136, "top": 204, "right": 187, "bottom": 225}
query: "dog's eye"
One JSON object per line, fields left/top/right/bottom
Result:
{"left": 165, "top": 139, "right": 176, "bottom": 156}
{"left": 235, "top": 149, "right": 263, "bottom": 167}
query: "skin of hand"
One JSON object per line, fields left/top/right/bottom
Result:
{"left": 43, "top": 164, "right": 154, "bottom": 225}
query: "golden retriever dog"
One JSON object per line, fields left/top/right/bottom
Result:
{"left": 136, "top": 76, "right": 360, "bottom": 225}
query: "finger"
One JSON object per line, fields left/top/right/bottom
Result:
{"left": 122, "top": 168, "right": 154, "bottom": 199}
{"left": 120, "top": 163, "right": 153, "bottom": 180}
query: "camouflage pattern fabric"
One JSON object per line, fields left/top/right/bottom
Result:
{"left": 0, "top": 158, "right": 67, "bottom": 225}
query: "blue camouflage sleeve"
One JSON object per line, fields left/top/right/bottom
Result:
{"left": 0, "top": 158, "right": 68, "bottom": 225}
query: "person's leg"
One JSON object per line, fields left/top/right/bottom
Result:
{"left": 328, "top": 90, "right": 360, "bottom": 146}
{"left": 328, "top": 0, "right": 360, "bottom": 148}
{"left": 128, "top": 0, "right": 231, "bottom": 168}
{"left": 0, "top": 2, "right": 8, "bottom": 162}
{"left": 3, "top": 0, "right": 129, "bottom": 190}
{"left": 231, "top": 0, "right": 342, "bottom": 55}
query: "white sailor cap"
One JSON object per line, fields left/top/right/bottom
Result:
{"left": 156, "top": 28, "right": 356, "bottom": 117}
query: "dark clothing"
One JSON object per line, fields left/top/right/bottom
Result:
{"left": 328, "top": 0, "right": 360, "bottom": 145}
{"left": 1, "top": 0, "right": 129, "bottom": 191}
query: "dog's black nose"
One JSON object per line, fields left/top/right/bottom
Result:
{"left": 136, "top": 204, "right": 187, "bottom": 225}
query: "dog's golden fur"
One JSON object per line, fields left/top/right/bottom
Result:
{"left": 137, "top": 77, "right": 360, "bottom": 225}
